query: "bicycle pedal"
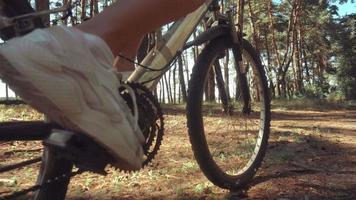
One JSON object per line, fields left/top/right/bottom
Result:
{"left": 44, "top": 129, "right": 114, "bottom": 175}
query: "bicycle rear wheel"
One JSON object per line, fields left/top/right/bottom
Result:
{"left": 33, "top": 146, "right": 73, "bottom": 200}
{"left": 187, "top": 37, "right": 270, "bottom": 190}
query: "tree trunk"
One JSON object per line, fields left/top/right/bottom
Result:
{"left": 159, "top": 80, "right": 163, "bottom": 103}
{"left": 235, "top": 75, "right": 241, "bottom": 101}
{"left": 224, "top": 51, "right": 230, "bottom": 99}
{"left": 247, "top": 0, "right": 261, "bottom": 53}
{"left": 214, "top": 61, "right": 229, "bottom": 111}
{"left": 264, "top": 29, "right": 275, "bottom": 98}
{"left": 207, "top": 68, "right": 215, "bottom": 102}
{"left": 167, "top": 69, "right": 173, "bottom": 103}
{"left": 178, "top": 55, "right": 187, "bottom": 103}
{"left": 268, "top": 0, "right": 297, "bottom": 98}
{"left": 178, "top": 84, "right": 181, "bottom": 103}
{"left": 292, "top": 0, "right": 303, "bottom": 94}
{"left": 184, "top": 51, "right": 190, "bottom": 94}
{"left": 161, "top": 79, "right": 166, "bottom": 104}
{"left": 302, "top": 48, "right": 310, "bottom": 83}
{"left": 93, "top": 0, "right": 99, "bottom": 14}
{"left": 164, "top": 74, "right": 172, "bottom": 104}
{"left": 267, "top": 0, "right": 283, "bottom": 97}
{"left": 80, "top": 0, "right": 87, "bottom": 20}
{"left": 173, "top": 65, "right": 176, "bottom": 104}
{"left": 267, "top": 0, "right": 282, "bottom": 69}
{"left": 89, "top": 0, "right": 94, "bottom": 18}
{"left": 36, "top": 0, "right": 49, "bottom": 25}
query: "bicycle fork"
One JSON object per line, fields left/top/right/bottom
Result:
{"left": 227, "top": 2, "right": 251, "bottom": 115}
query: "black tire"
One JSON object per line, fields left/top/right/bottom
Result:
{"left": 187, "top": 37, "right": 270, "bottom": 190}
{"left": 33, "top": 146, "right": 73, "bottom": 200}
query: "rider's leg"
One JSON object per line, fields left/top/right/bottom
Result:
{"left": 77, "top": 0, "right": 206, "bottom": 71}
{"left": 112, "top": 36, "right": 143, "bottom": 75}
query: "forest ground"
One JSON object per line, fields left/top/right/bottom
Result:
{"left": 0, "top": 100, "right": 356, "bottom": 200}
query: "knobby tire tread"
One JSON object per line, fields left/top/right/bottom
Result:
{"left": 187, "top": 36, "right": 271, "bottom": 190}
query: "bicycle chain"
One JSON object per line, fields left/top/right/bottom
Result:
{"left": 0, "top": 169, "right": 84, "bottom": 200}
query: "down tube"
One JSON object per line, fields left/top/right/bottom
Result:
{"left": 128, "top": 0, "right": 213, "bottom": 90}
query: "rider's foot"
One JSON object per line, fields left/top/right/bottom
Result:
{"left": 0, "top": 26, "right": 145, "bottom": 170}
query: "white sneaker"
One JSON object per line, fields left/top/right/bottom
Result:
{"left": 0, "top": 26, "right": 145, "bottom": 170}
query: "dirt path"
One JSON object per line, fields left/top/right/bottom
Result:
{"left": 248, "top": 109, "right": 356, "bottom": 200}
{"left": 0, "top": 105, "right": 355, "bottom": 199}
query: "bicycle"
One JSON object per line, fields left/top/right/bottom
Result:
{"left": 0, "top": 0, "right": 270, "bottom": 199}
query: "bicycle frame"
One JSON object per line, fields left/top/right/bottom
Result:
{"left": 129, "top": 0, "right": 214, "bottom": 89}
{"left": 0, "top": 0, "right": 216, "bottom": 142}
{"left": 0, "top": 0, "right": 237, "bottom": 141}
{"left": 129, "top": 0, "right": 251, "bottom": 112}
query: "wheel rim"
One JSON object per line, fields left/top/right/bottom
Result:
{"left": 200, "top": 47, "right": 267, "bottom": 177}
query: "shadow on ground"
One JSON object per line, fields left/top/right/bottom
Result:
{"left": 243, "top": 109, "right": 356, "bottom": 200}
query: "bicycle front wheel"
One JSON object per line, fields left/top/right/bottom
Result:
{"left": 187, "top": 37, "right": 270, "bottom": 189}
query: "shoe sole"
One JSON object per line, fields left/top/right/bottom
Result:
{"left": 0, "top": 53, "right": 142, "bottom": 171}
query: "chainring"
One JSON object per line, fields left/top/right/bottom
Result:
{"left": 119, "top": 82, "right": 164, "bottom": 167}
